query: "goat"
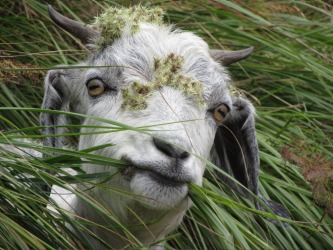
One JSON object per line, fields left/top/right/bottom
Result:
{"left": 42, "top": 5, "right": 289, "bottom": 248}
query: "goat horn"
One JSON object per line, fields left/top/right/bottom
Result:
{"left": 48, "top": 5, "right": 99, "bottom": 44}
{"left": 210, "top": 47, "right": 254, "bottom": 66}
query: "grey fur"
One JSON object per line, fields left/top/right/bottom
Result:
{"left": 211, "top": 97, "right": 259, "bottom": 199}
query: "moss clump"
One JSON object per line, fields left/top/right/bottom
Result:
{"left": 93, "top": 5, "right": 164, "bottom": 47}
{"left": 122, "top": 81, "right": 155, "bottom": 110}
{"left": 154, "top": 54, "right": 203, "bottom": 103}
{"left": 122, "top": 53, "right": 204, "bottom": 110}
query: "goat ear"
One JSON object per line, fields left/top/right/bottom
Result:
{"left": 212, "top": 97, "right": 259, "bottom": 200}
{"left": 40, "top": 70, "right": 70, "bottom": 150}
{"left": 212, "top": 97, "right": 290, "bottom": 221}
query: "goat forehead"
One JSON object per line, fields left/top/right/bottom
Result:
{"left": 90, "top": 24, "right": 211, "bottom": 73}
{"left": 87, "top": 23, "right": 231, "bottom": 106}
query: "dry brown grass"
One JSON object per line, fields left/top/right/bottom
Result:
{"left": 0, "top": 52, "right": 44, "bottom": 84}
{"left": 281, "top": 141, "right": 333, "bottom": 218}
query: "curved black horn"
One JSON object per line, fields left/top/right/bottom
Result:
{"left": 210, "top": 47, "right": 254, "bottom": 66}
{"left": 48, "top": 5, "right": 99, "bottom": 44}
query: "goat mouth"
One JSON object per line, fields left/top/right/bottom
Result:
{"left": 121, "top": 166, "right": 187, "bottom": 187}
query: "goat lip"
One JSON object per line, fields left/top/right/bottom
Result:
{"left": 121, "top": 165, "right": 188, "bottom": 186}
{"left": 142, "top": 169, "right": 187, "bottom": 187}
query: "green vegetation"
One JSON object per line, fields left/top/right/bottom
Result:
{"left": 1, "top": 0, "right": 332, "bottom": 249}
{"left": 93, "top": 5, "right": 164, "bottom": 46}
{"left": 122, "top": 53, "right": 203, "bottom": 110}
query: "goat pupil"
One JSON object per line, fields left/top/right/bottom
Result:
{"left": 218, "top": 109, "right": 226, "bottom": 118}
{"left": 89, "top": 84, "right": 99, "bottom": 90}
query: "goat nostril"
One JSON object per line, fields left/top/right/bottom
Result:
{"left": 153, "top": 138, "right": 190, "bottom": 159}
{"left": 180, "top": 151, "right": 189, "bottom": 159}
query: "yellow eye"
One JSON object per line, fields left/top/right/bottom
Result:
{"left": 213, "top": 104, "right": 229, "bottom": 123}
{"left": 87, "top": 79, "right": 105, "bottom": 96}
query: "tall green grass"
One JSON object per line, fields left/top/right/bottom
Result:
{"left": 1, "top": 0, "right": 332, "bottom": 249}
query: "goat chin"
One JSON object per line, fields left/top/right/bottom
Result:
{"left": 49, "top": 172, "right": 191, "bottom": 249}
{"left": 129, "top": 171, "right": 189, "bottom": 210}
{"left": 1, "top": 141, "right": 192, "bottom": 248}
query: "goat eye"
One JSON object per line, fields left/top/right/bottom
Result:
{"left": 87, "top": 79, "right": 105, "bottom": 96}
{"left": 213, "top": 104, "right": 229, "bottom": 123}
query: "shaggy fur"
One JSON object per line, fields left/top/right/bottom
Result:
{"left": 42, "top": 6, "right": 289, "bottom": 249}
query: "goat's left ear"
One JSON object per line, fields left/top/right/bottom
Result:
{"left": 212, "top": 97, "right": 259, "bottom": 200}
{"left": 212, "top": 98, "right": 291, "bottom": 221}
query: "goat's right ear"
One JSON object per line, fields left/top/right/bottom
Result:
{"left": 40, "top": 70, "right": 70, "bottom": 149}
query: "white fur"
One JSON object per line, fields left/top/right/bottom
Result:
{"left": 47, "top": 23, "right": 232, "bottom": 248}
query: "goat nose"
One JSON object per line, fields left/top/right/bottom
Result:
{"left": 153, "top": 138, "right": 190, "bottom": 159}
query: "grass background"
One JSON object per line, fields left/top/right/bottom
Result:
{"left": 0, "top": 0, "right": 333, "bottom": 249}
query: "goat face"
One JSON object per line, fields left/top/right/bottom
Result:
{"left": 45, "top": 23, "right": 231, "bottom": 210}
{"left": 41, "top": 5, "right": 289, "bottom": 248}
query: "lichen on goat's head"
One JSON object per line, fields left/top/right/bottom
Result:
{"left": 92, "top": 5, "right": 164, "bottom": 47}
{"left": 121, "top": 53, "right": 204, "bottom": 110}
